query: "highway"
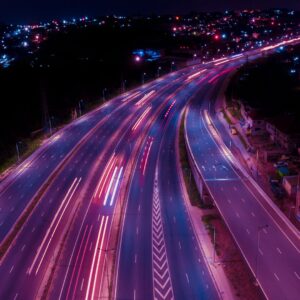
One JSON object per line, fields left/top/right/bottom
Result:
{"left": 115, "top": 71, "right": 221, "bottom": 300}
{"left": 0, "top": 65, "right": 223, "bottom": 300}
{"left": 0, "top": 36, "right": 299, "bottom": 300}
{"left": 0, "top": 71, "right": 196, "bottom": 299}
{"left": 185, "top": 62, "right": 300, "bottom": 299}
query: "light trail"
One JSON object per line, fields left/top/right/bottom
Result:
{"left": 28, "top": 177, "right": 82, "bottom": 275}
{"left": 164, "top": 100, "right": 176, "bottom": 119}
{"left": 131, "top": 106, "right": 151, "bottom": 131}
{"left": 85, "top": 216, "right": 106, "bottom": 300}
{"left": 121, "top": 91, "right": 141, "bottom": 102}
{"left": 187, "top": 69, "right": 207, "bottom": 80}
{"left": 90, "top": 216, "right": 109, "bottom": 300}
{"left": 103, "top": 167, "right": 118, "bottom": 206}
{"left": 135, "top": 90, "right": 156, "bottom": 106}
{"left": 110, "top": 167, "right": 123, "bottom": 206}
{"left": 93, "top": 155, "right": 115, "bottom": 198}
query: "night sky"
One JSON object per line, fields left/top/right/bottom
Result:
{"left": 1, "top": 0, "right": 300, "bottom": 24}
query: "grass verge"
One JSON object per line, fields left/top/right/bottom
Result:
{"left": 179, "top": 114, "right": 212, "bottom": 209}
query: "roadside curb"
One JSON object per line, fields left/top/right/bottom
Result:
{"left": 177, "top": 110, "right": 236, "bottom": 300}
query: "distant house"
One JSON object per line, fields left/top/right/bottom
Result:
{"left": 240, "top": 104, "right": 266, "bottom": 136}
{"left": 266, "top": 117, "right": 300, "bottom": 152}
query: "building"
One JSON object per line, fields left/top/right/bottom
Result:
{"left": 266, "top": 117, "right": 300, "bottom": 152}
{"left": 240, "top": 103, "right": 266, "bottom": 136}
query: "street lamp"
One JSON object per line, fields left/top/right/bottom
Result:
{"left": 142, "top": 72, "right": 146, "bottom": 85}
{"left": 102, "top": 88, "right": 107, "bottom": 102}
{"left": 170, "top": 61, "right": 175, "bottom": 72}
{"left": 206, "top": 224, "right": 216, "bottom": 263}
{"left": 255, "top": 224, "right": 269, "bottom": 285}
{"left": 49, "top": 116, "right": 54, "bottom": 136}
{"left": 78, "top": 99, "right": 84, "bottom": 116}
{"left": 157, "top": 66, "right": 162, "bottom": 78}
{"left": 16, "top": 141, "right": 22, "bottom": 163}
{"left": 121, "top": 80, "right": 127, "bottom": 93}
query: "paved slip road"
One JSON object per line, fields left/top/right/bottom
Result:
{"left": 185, "top": 61, "right": 300, "bottom": 300}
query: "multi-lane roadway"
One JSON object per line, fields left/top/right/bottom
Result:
{"left": 0, "top": 36, "right": 299, "bottom": 300}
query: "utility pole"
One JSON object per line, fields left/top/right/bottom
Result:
{"left": 296, "top": 173, "right": 300, "bottom": 219}
{"left": 142, "top": 73, "right": 146, "bottom": 85}
{"left": 102, "top": 88, "right": 107, "bottom": 102}
{"left": 16, "top": 142, "right": 21, "bottom": 162}
{"left": 255, "top": 224, "right": 269, "bottom": 285}
{"left": 157, "top": 66, "right": 162, "bottom": 78}
{"left": 49, "top": 117, "right": 53, "bottom": 136}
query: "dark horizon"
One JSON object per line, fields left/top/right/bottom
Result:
{"left": 1, "top": 0, "right": 300, "bottom": 24}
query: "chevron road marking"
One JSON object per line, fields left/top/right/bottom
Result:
{"left": 152, "top": 169, "right": 174, "bottom": 300}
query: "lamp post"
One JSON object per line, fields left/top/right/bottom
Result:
{"left": 142, "top": 72, "right": 146, "bottom": 85}
{"left": 207, "top": 224, "right": 216, "bottom": 263}
{"left": 121, "top": 80, "right": 127, "bottom": 93}
{"left": 255, "top": 224, "right": 269, "bottom": 285}
{"left": 296, "top": 173, "right": 300, "bottom": 219}
{"left": 78, "top": 99, "right": 84, "bottom": 116}
{"left": 49, "top": 116, "right": 54, "bottom": 136}
{"left": 157, "top": 66, "right": 162, "bottom": 78}
{"left": 102, "top": 88, "right": 107, "bottom": 102}
{"left": 16, "top": 141, "right": 22, "bottom": 163}
{"left": 170, "top": 61, "right": 175, "bottom": 72}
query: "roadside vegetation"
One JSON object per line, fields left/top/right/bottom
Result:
{"left": 178, "top": 115, "right": 212, "bottom": 209}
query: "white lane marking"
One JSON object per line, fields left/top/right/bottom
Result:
{"left": 80, "top": 278, "right": 85, "bottom": 291}
{"left": 135, "top": 254, "right": 137, "bottom": 264}
{"left": 13, "top": 294, "right": 18, "bottom": 300}
{"left": 109, "top": 167, "right": 123, "bottom": 206}
{"left": 259, "top": 249, "right": 263, "bottom": 256}
{"left": 152, "top": 169, "right": 174, "bottom": 300}
{"left": 186, "top": 273, "right": 190, "bottom": 285}
{"left": 274, "top": 273, "right": 280, "bottom": 281}
{"left": 103, "top": 167, "right": 118, "bottom": 206}
{"left": 21, "top": 245, "right": 26, "bottom": 252}
{"left": 276, "top": 247, "right": 282, "bottom": 255}
{"left": 241, "top": 198, "right": 245, "bottom": 203}
{"left": 178, "top": 241, "right": 182, "bottom": 250}
{"left": 251, "top": 212, "right": 255, "bottom": 217}
{"left": 9, "top": 265, "right": 14, "bottom": 273}
{"left": 246, "top": 229, "right": 250, "bottom": 235}
{"left": 294, "top": 271, "right": 300, "bottom": 280}
{"left": 28, "top": 178, "right": 81, "bottom": 275}
{"left": 85, "top": 216, "right": 106, "bottom": 300}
